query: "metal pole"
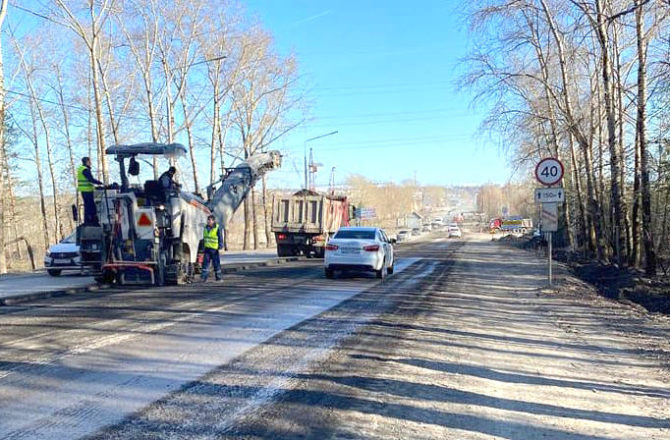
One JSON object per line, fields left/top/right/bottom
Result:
{"left": 548, "top": 231, "right": 553, "bottom": 286}
{"left": 303, "top": 142, "right": 308, "bottom": 189}
{"left": 303, "top": 131, "right": 338, "bottom": 190}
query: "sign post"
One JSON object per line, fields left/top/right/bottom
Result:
{"left": 541, "top": 203, "right": 558, "bottom": 286}
{"left": 535, "top": 158, "right": 564, "bottom": 287}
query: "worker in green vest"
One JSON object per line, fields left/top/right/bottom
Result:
{"left": 77, "top": 157, "right": 103, "bottom": 224}
{"left": 201, "top": 214, "right": 224, "bottom": 282}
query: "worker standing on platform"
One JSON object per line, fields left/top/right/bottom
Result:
{"left": 158, "top": 166, "right": 178, "bottom": 191}
{"left": 201, "top": 214, "right": 224, "bottom": 282}
{"left": 77, "top": 157, "right": 103, "bottom": 225}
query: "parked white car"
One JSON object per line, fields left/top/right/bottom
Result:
{"left": 44, "top": 232, "right": 82, "bottom": 276}
{"left": 396, "top": 230, "right": 411, "bottom": 242}
{"left": 324, "top": 227, "right": 395, "bottom": 279}
{"left": 448, "top": 226, "right": 462, "bottom": 238}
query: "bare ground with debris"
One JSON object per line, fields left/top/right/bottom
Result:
{"left": 90, "top": 234, "right": 670, "bottom": 439}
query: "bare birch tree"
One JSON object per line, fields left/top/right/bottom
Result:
{"left": 0, "top": 0, "right": 8, "bottom": 273}
{"left": 231, "top": 29, "right": 303, "bottom": 249}
{"left": 51, "top": 0, "right": 117, "bottom": 183}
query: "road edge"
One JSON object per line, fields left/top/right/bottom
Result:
{"left": 0, "top": 256, "right": 303, "bottom": 307}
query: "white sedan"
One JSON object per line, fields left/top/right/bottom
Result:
{"left": 448, "top": 226, "right": 462, "bottom": 238}
{"left": 44, "top": 232, "right": 82, "bottom": 276}
{"left": 324, "top": 227, "right": 395, "bottom": 279}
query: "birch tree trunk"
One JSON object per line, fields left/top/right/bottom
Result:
{"left": 210, "top": 78, "right": 221, "bottom": 186}
{"left": 180, "top": 91, "right": 200, "bottom": 194}
{"left": 54, "top": 65, "right": 78, "bottom": 195}
{"left": 38, "top": 109, "right": 62, "bottom": 242}
{"left": 568, "top": 134, "right": 587, "bottom": 249}
{"left": 27, "top": 102, "right": 50, "bottom": 250}
{"left": 251, "top": 186, "right": 258, "bottom": 250}
{"left": 0, "top": 0, "right": 8, "bottom": 273}
{"left": 87, "top": 6, "right": 110, "bottom": 182}
{"left": 4, "top": 160, "right": 21, "bottom": 259}
{"left": 632, "top": 127, "right": 642, "bottom": 266}
{"left": 611, "top": 19, "right": 632, "bottom": 259}
{"left": 595, "top": 0, "right": 628, "bottom": 265}
{"left": 635, "top": 0, "right": 656, "bottom": 275}
{"left": 262, "top": 175, "right": 272, "bottom": 248}
{"left": 243, "top": 197, "right": 250, "bottom": 250}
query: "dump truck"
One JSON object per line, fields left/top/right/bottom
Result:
{"left": 271, "top": 189, "right": 354, "bottom": 258}
{"left": 77, "top": 143, "right": 281, "bottom": 285}
{"left": 500, "top": 216, "right": 533, "bottom": 233}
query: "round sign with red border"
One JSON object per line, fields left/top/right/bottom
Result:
{"left": 535, "top": 157, "right": 564, "bottom": 186}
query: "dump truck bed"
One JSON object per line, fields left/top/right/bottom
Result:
{"left": 271, "top": 192, "right": 349, "bottom": 235}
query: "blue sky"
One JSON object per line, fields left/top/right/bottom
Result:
{"left": 245, "top": 0, "right": 512, "bottom": 188}
{"left": 5, "top": 1, "right": 513, "bottom": 192}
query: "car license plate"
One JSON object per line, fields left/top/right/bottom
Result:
{"left": 54, "top": 259, "right": 71, "bottom": 264}
{"left": 340, "top": 247, "right": 359, "bottom": 254}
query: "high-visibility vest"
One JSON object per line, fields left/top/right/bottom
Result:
{"left": 203, "top": 225, "right": 219, "bottom": 250}
{"left": 77, "top": 165, "right": 94, "bottom": 193}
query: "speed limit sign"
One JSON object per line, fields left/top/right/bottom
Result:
{"left": 535, "top": 158, "right": 564, "bottom": 186}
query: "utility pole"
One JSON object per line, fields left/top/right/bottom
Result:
{"left": 303, "top": 130, "right": 338, "bottom": 190}
{"left": 329, "top": 167, "right": 336, "bottom": 195}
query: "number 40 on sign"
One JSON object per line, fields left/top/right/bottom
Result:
{"left": 535, "top": 157, "right": 564, "bottom": 186}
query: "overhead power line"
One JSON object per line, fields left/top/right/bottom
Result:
{"left": 6, "top": 89, "right": 156, "bottom": 122}
{"left": 314, "top": 107, "right": 469, "bottom": 120}
{"left": 9, "top": 3, "right": 58, "bottom": 25}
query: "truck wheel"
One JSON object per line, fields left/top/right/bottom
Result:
{"left": 314, "top": 248, "right": 325, "bottom": 259}
{"left": 47, "top": 269, "right": 62, "bottom": 277}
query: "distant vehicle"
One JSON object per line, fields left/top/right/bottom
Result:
{"left": 271, "top": 189, "right": 354, "bottom": 258}
{"left": 501, "top": 216, "right": 533, "bottom": 234}
{"left": 44, "top": 233, "right": 81, "bottom": 276}
{"left": 422, "top": 224, "right": 432, "bottom": 232}
{"left": 431, "top": 222, "right": 444, "bottom": 230}
{"left": 397, "top": 230, "right": 411, "bottom": 242}
{"left": 448, "top": 226, "right": 462, "bottom": 238}
{"left": 432, "top": 218, "right": 443, "bottom": 226}
{"left": 324, "top": 227, "right": 395, "bottom": 279}
{"left": 411, "top": 228, "right": 421, "bottom": 236}
{"left": 489, "top": 218, "right": 503, "bottom": 231}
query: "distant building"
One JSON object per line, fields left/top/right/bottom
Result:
{"left": 405, "top": 212, "right": 423, "bottom": 229}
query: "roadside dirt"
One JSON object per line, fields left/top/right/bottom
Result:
{"left": 499, "top": 234, "right": 670, "bottom": 315}
{"left": 570, "top": 261, "right": 670, "bottom": 315}
{"left": 90, "top": 235, "right": 670, "bottom": 439}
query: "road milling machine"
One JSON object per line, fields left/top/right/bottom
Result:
{"left": 76, "top": 143, "right": 281, "bottom": 285}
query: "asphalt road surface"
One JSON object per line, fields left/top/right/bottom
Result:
{"left": 0, "top": 249, "right": 281, "bottom": 302}
{"left": 1, "top": 233, "right": 668, "bottom": 439}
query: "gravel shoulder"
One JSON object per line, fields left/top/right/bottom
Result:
{"left": 90, "top": 234, "right": 670, "bottom": 439}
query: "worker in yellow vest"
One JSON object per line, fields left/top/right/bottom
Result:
{"left": 77, "top": 157, "right": 103, "bottom": 224}
{"left": 201, "top": 214, "right": 224, "bottom": 282}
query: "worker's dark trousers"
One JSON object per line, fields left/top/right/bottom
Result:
{"left": 81, "top": 191, "right": 98, "bottom": 225}
{"left": 201, "top": 248, "right": 222, "bottom": 281}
